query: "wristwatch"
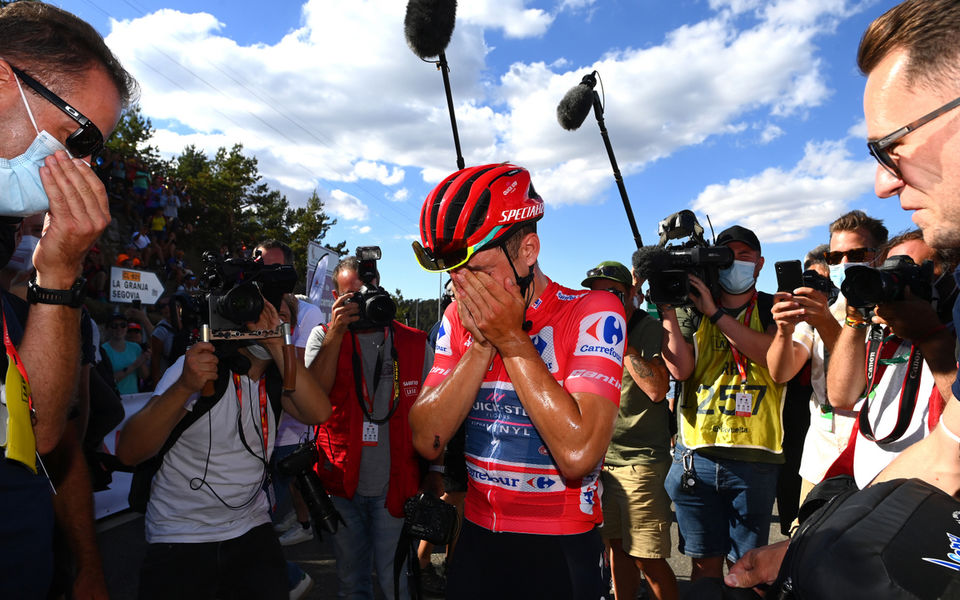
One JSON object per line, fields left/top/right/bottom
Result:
{"left": 27, "top": 276, "right": 87, "bottom": 308}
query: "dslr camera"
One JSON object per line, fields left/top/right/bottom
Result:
{"left": 197, "top": 252, "right": 297, "bottom": 332}
{"left": 802, "top": 269, "right": 839, "bottom": 305}
{"left": 276, "top": 441, "right": 344, "bottom": 538}
{"left": 841, "top": 255, "right": 935, "bottom": 309}
{"left": 348, "top": 246, "right": 397, "bottom": 330}
{"left": 634, "top": 210, "right": 733, "bottom": 306}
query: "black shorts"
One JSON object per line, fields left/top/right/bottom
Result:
{"left": 446, "top": 520, "right": 604, "bottom": 600}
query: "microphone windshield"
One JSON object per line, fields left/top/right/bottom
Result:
{"left": 557, "top": 82, "right": 595, "bottom": 131}
{"left": 404, "top": 0, "right": 458, "bottom": 60}
{"left": 632, "top": 246, "right": 672, "bottom": 281}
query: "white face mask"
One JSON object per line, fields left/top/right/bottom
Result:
{"left": 828, "top": 262, "right": 868, "bottom": 289}
{"left": 718, "top": 260, "right": 757, "bottom": 294}
{"left": 246, "top": 343, "right": 272, "bottom": 361}
{"left": 0, "top": 73, "right": 70, "bottom": 217}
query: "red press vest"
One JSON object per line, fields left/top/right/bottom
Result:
{"left": 313, "top": 322, "right": 427, "bottom": 517}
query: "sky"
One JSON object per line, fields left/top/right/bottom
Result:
{"left": 58, "top": 0, "right": 912, "bottom": 301}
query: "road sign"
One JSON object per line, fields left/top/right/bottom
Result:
{"left": 109, "top": 266, "right": 165, "bottom": 304}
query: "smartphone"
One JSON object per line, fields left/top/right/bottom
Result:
{"left": 775, "top": 260, "right": 804, "bottom": 293}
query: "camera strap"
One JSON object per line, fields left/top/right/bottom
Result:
{"left": 232, "top": 373, "right": 269, "bottom": 459}
{"left": 726, "top": 292, "right": 757, "bottom": 387}
{"left": 351, "top": 326, "right": 400, "bottom": 425}
{"left": 859, "top": 325, "right": 923, "bottom": 445}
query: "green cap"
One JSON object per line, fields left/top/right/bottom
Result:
{"left": 581, "top": 261, "right": 633, "bottom": 288}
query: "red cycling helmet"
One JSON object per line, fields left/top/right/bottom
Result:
{"left": 413, "top": 163, "right": 544, "bottom": 272}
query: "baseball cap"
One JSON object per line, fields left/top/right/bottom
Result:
{"left": 581, "top": 261, "right": 633, "bottom": 288}
{"left": 128, "top": 322, "right": 142, "bottom": 332}
{"left": 716, "top": 225, "right": 761, "bottom": 253}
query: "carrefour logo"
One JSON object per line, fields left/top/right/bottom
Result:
{"left": 529, "top": 326, "right": 558, "bottom": 373}
{"left": 573, "top": 311, "right": 625, "bottom": 364}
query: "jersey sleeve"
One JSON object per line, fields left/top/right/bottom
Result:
{"left": 424, "top": 303, "right": 463, "bottom": 387}
{"left": 562, "top": 291, "right": 627, "bottom": 404}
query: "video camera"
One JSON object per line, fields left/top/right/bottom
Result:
{"left": 633, "top": 210, "right": 733, "bottom": 306}
{"left": 841, "top": 255, "right": 935, "bottom": 309}
{"left": 348, "top": 246, "right": 396, "bottom": 331}
{"left": 197, "top": 252, "right": 297, "bottom": 333}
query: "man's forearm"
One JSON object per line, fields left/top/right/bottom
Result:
{"left": 917, "top": 329, "right": 958, "bottom": 402}
{"left": 826, "top": 324, "right": 868, "bottom": 409}
{"left": 115, "top": 383, "right": 191, "bottom": 466}
{"left": 627, "top": 354, "right": 670, "bottom": 402}
{"left": 715, "top": 313, "right": 774, "bottom": 367}
{"left": 766, "top": 328, "right": 804, "bottom": 383}
{"left": 410, "top": 345, "right": 491, "bottom": 460}
{"left": 660, "top": 309, "right": 693, "bottom": 380}
{"left": 307, "top": 331, "right": 343, "bottom": 394}
{"left": 21, "top": 304, "right": 82, "bottom": 454}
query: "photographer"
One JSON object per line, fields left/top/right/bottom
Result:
{"left": 585, "top": 261, "right": 677, "bottom": 600}
{"left": 115, "top": 296, "right": 332, "bottom": 600}
{"left": 305, "top": 252, "right": 434, "bottom": 600}
{"left": 766, "top": 211, "right": 887, "bottom": 507}
{"left": 824, "top": 230, "right": 957, "bottom": 487}
{"left": 659, "top": 225, "right": 783, "bottom": 582}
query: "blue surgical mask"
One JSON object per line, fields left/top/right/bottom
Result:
{"left": 719, "top": 260, "right": 757, "bottom": 294}
{"left": 0, "top": 72, "right": 69, "bottom": 217}
{"left": 828, "top": 262, "right": 868, "bottom": 289}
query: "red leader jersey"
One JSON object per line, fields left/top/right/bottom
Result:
{"left": 425, "top": 279, "right": 626, "bottom": 535}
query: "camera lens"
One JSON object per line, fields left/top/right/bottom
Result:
{"left": 217, "top": 282, "right": 264, "bottom": 324}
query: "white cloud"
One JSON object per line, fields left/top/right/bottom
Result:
{"left": 391, "top": 188, "right": 410, "bottom": 202}
{"left": 352, "top": 225, "right": 372, "bottom": 234}
{"left": 328, "top": 189, "right": 369, "bottom": 221}
{"left": 456, "top": 1, "right": 554, "bottom": 38}
{"left": 691, "top": 137, "right": 876, "bottom": 243}
{"left": 759, "top": 124, "right": 784, "bottom": 144}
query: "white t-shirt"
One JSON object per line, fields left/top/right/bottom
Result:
{"left": 144, "top": 356, "right": 276, "bottom": 543}
{"left": 275, "top": 299, "right": 326, "bottom": 446}
{"left": 794, "top": 297, "right": 858, "bottom": 483}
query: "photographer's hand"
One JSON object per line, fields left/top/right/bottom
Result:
{"left": 686, "top": 274, "right": 717, "bottom": 316}
{"left": 180, "top": 342, "right": 218, "bottom": 393}
{"left": 771, "top": 291, "right": 803, "bottom": 336}
{"left": 327, "top": 291, "right": 360, "bottom": 337}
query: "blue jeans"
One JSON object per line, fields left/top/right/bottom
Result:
{"left": 329, "top": 492, "right": 406, "bottom": 600}
{"left": 664, "top": 444, "right": 779, "bottom": 563}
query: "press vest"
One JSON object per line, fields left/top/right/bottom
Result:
{"left": 314, "top": 322, "right": 427, "bottom": 518}
{"left": 679, "top": 298, "right": 786, "bottom": 454}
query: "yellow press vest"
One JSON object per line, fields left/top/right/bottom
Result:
{"left": 678, "top": 300, "right": 785, "bottom": 454}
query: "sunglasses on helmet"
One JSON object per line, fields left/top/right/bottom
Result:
{"left": 412, "top": 226, "right": 507, "bottom": 273}
{"left": 11, "top": 66, "right": 105, "bottom": 158}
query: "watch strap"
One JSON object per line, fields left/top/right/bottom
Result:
{"left": 27, "top": 276, "right": 87, "bottom": 308}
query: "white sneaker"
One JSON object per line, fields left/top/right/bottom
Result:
{"left": 289, "top": 570, "right": 314, "bottom": 600}
{"left": 273, "top": 511, "right": 298, "bottom": 534}
{"left": 279, "top": 524, "right": 314, "bottom": 546}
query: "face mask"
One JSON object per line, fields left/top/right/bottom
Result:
{"left": 0, "top": 74, "right": 69, "bottom": 217}
{"left": 6, "top": 234, "right": 38, "bottom": 272}
{"left": 246, "top": 343, "right": 272, "bottom": 361}
{"left": 828, "top": 262, "right": 868, "bottom": 289}
{"left": 719, "top": 260, "right": 757, "bottom": 294}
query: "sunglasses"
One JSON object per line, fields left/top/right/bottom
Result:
{"left": 11, "top": 65, "right": 105, "bottom": 158}
{"left": 868, "top": 94, "right": 960, "bottom": 180}
{"left": 586, "top": 266, "right": 630, "bottom": 282}
{"left": 109, "top": 322, "right": 127, "bottom": 329}
{"left": 823, "top": 247, "right": 876, "bottom": 265}
{"left": 412, "top": 226, "right": 506, "bottom": 273}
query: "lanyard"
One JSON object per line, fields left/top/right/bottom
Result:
{"left": 351, "top": 327, "right": 399, "bottom": 424}
{"left": 859, "top": 324, "right": 923, "bottom": 446}
{"left": 3, "top": 310, "right": 31, "bottom": 417}
{"left": 725, "top": 293, "right": 757, "bottom": 387}
{"left": 232, "top": 374, "right": 269, "bottom": 458}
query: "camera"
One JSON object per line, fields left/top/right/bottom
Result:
{"left": 276, "top": 441, "right": 344, "bottom": 538}
{"left": 348, "top": 246, "right": 397, "bottom": 330}
{"left": 197, "top": 252, "right": 297, "bottom": 331}
{"left": 634, "top": 210, "right": 733, "bottom": 306}
{"left": 402, "top": 491, "right": 460, "bottom": 545}
{"left": 802, "top": 269, "right": 839, "bottom": 305}
{"left": 841, "top": 255, "right": 935, "bottom": 309}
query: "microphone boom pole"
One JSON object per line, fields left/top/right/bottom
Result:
{"left": 590, "top": 91, "right": 642, "bottom": 248}
{"left": 438, "top": 51, "right": 465, "bottom": 170}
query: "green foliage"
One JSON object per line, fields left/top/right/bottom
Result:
{"left": 390, "top": 288, "right": 440, "bottom": 331}
{"left": 104, "top": 105, "right": 165, "bottom": 175}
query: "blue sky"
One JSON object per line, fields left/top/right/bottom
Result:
{"left": 60, "top": 0, "right": 910, "bottom": 301}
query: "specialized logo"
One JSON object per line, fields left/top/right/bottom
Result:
{"left": 435, "top": 316, "right": 452, "bottom": 356}
{"left": 530, "top": 326, "right": 558, "bottom": 373}
{"left": 923, "top": 532, "right": 960, "bottom": 572}
{"left": 499, "top": 203, "right": 544, "bottom": 224}
{"left": 573, "top": 311, "right": 625, "bottom": 364}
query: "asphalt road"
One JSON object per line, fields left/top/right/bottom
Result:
{"left": 96, "top": 509, "right": 788, "bottom": 599}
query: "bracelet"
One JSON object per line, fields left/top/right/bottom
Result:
{"left": 709, "top": 309, "right": 725, "bottom": 324}
{"left": 914, "top": 323, "right": 948, "bottom": 344}
{"left": 428, "top": 464, "right": 446, "bottom": 474}
{"left": 844, "top": 316, "right": 869, "bottom": 329}
{"left": 940, "top": 419, "right": 960, "bottom": 444}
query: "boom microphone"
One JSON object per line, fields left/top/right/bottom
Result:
{"left": 404, "top": 0, "right": 458, "bottom": 60}
{"left": 557, "top": 71, "right": 598, "bottom": 131}
{"left": 632, "top": 246, "right": 672, "bottom": 281}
